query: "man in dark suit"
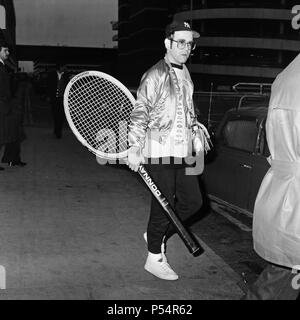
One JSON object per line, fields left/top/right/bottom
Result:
{"left": 0, "top": 40, "right": 26, "bottom": 169}
{"left": 47, "top": 63, "right": 69, "bottom": 139}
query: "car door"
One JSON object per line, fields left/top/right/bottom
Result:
{"left": 203, "top": 113, "right": 260, "bottom": 211}
{"left": 247, "top": 119, "right": 271, "bottom": 212}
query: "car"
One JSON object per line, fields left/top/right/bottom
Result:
{"left": 202, "top": 105, "right": 270, "bottom": 215}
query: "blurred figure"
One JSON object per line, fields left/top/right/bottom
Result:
{"left": 245, "top": 53, "right": 300, "bottom": 300}
{"left": 0, "top": 40, "right": 26, "bottom": 168}
{"left": 47, "top": 63, "right": 69, "bottom": 139}
{"left": 24, "top": 75, "right": 34, "bottom": 125}
{"left": 17, "top": 72, "right": 34, "bottom": 125}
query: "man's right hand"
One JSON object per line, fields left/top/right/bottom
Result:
{"left": 126, "top": 146, "right": 145, "bottom": 172}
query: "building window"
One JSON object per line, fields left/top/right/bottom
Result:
{"left": 206, "top": 0, "right": 285, "bottom": 9}
{"left": 199, "top": 19, "right": 281, "bottom": 39}
{"left": 195, "top": 47, "right": 281, "bottom": 68}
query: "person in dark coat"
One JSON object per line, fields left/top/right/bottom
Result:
{"left": 0, "top": 40, "right": 26, "bottom": 169}
{"left": 47, "top": 63, "right": 69, "bottom": 139}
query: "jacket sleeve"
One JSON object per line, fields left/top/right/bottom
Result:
{"left": 190, "top": 98, "right": 198, "bottom": 127}
{"left": 128, "top": 71, "right": 157, "bottom": 149}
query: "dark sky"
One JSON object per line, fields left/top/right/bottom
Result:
{"left": 14, "top": 0, "right": 118, "bottom": 48}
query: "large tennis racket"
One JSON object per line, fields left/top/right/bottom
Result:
{"left": 63, "top": 70, "right": 203, "bottom": 256}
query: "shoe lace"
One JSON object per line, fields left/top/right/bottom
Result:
{"left": 159, "top": 259, "right": 175, "bottom": 273}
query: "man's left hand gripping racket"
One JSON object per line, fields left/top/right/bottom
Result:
{"left": 63, "top": 71, "right": 204, "bottom": 256}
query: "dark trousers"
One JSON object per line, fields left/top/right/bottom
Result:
{"left": 1, "top": 141, "right": 21, "bottom": 163}
{"left": 144, "top": 162, "right": 203, "bottom": 254}
{"left": 244, "top": 263, "right": 300, "bottom": 300}
{"left": 51, "top": 97, "right": 65, "bottom": 138}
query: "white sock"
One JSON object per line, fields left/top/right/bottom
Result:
{"left": 148, "top": 252, "right": 163, "bottom": 261}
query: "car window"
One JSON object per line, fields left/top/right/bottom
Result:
{"left": 258, "top": 124, "right": 271, "bottom": 157}
{"left": 222, "top": 118, "right": 258, "bottom": 153}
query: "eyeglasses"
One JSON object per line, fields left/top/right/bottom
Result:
{"left": 170, "top": 39, "right": 196, "bottom": 51}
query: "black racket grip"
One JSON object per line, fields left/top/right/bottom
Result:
{"left": 137, "top": 165, "right": 204, "bottom": 256}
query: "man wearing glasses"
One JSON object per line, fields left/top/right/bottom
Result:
{"left": 127, "top": 21, "right": 209, "bottom": 280}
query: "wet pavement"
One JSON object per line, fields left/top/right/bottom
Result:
{"left": 0, "top": 125, "right": 245, "bottom": 300}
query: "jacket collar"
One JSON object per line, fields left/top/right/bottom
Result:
{"left": 164, "top": 55, "right": 176, "bottom": 70}
{"left": 163, "top": 55, "right": 192, "bottom": 83}
{"left": 164, "top": 55, "right": 188, "bottom": 74}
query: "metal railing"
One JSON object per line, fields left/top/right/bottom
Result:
{"left": 194, "top": 82, "right": 271, "bottom": 132}
{"left": 232, "top": 82, "right": 272, "bottom": 95}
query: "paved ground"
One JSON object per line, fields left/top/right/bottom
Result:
{"left": 0, "top": 125, "right": 245, "bottom": 300}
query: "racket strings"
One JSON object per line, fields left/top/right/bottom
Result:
{"left": 66, "top": 75, "right": 133, "bottom": 157}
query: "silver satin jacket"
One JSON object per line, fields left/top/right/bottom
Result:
{"left": 128, "top": 56, "right": 198, "bottom": 150}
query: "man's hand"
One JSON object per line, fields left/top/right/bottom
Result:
{"left": 192, "top": 122, "right": 212, "bottom": 154}
{"left": 126, "top": 146, "right": 145, "bottom": 172}
{"left": 194, "top": 121, "right": 211, "bottom": 140}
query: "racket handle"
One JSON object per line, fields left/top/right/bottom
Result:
{"left": 137, "top": 165, "right": 204, "bottom": 256}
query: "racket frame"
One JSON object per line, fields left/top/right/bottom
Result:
{"left": 64, "top": 70, "right": 135, "bottom": 160}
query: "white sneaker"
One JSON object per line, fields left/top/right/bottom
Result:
{"left": 143, "top": 232, "right": 167, "bottom": 262}
{"left": 144, "top": 252, "right": 179, "bottom": 281}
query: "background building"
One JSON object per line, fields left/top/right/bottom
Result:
{"left": 16, "top": 45, "right": 117, "bottom": 76}
{"left": 15, "top": 44, "right": 117, "bottom": 97}
{"left": 116, "top": 0, "right": 300, "bottom": 91}
{"left": 117, "top": 0, "right": 174, "bottom": 87}
{"left": 173, "top": 0, "right": 300, "bottom": 90}
{"left": 0, "top": 0, "right": 17, "bottom": 70}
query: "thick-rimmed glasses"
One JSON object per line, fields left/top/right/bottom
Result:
{"left": 170, "top": 39, "right": 196, "bottom": 51}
